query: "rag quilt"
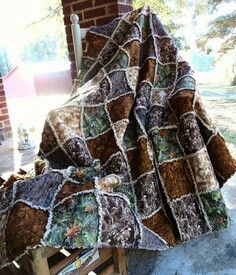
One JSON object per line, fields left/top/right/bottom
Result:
{"left": 1, "top": 6, "right": 236, "bottom": 268}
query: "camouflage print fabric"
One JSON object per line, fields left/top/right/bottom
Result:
{"left": 1, "top": 6, "right": 236, "bottom": 268}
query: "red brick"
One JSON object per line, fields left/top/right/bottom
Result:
{"left": 80, "top": 19, "right": 95, "bottom": 28}
{"left": 68, "top": 43, "right": 74, "bottom": 53}
{"left": 0, "top": 114, "right": 9, "bottom": 122}
{"left": 69, "top": 52, "right": 75, "bottom": 62}
{"left": 65, "top": 25, "right": 72, "bottom": 35}
{"left": 62, "top": 0, "right": 75, "bottom": 6}
{"left": 3, "top": 119, "right": 11, "bottom": 126}
{"left": 66, "top": 34, "right": 73, "bottom": 45}
{"left": 62, "top": 4, "right": 72, "bottom": 15}
{"left": 63, "top": 15, "right": 71, "bottom": 26}
{"left": 106, "top": 3, "right": 118, "bottom": 15}
{"left": 0, "top": 102, "right": 7, "bottom": 109}
{"left": 0, "top": 96, "right": 6, "bottom": 103}
{"left": 0, "top": 84, "right": 4, "bottom": 91}
{"left": 95, "top": 0, "right": 117, "bottom": 5}
{"left": 84, "top": 7, "right": 106, "bottom": 19}
{"left": 96, "top": 15, "right": 117, "bottom": 26}
{"left": 1, "top": 108, "right": 8, "bottom": 114}
{"left": 73, "top": 0, "right": 93, "bottom": 11}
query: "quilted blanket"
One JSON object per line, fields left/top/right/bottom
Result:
{"left": 1, "top": 6, "right": 236, "bottom": 268}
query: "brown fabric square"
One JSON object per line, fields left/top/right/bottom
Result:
{"left": 207, "top": 134, "right": 236, "bottom": 187}
{"left": 126, "top": 137, "right": 153, "bottom": 180}
{"left": 55, "top": 181, "right": 94, "bottom": 204}
{"left": 39, "top": 121, "right": 58, "bottom": 154}
{"left": 86, "top": 129, "right": 120, "bottom": 164}
{"left": 139, "top": 58, "right": 156, "bottom": 83}
{"left": 84, "top": 32, "right": 108, "bottom": 59}
{"left": 45, "top": 147, "right": 74, "bottom": 169}
{"left": 124, "top": 40, "right": 140, "bottom": 66}
{"left": 159, "top": 159, "right": 195, "bottom": 200}
{"left": 142, "top": 209, "right": 179, "bottom": 246}
{"left": 6, "top": 202, "right": 48, "bottom": 261}
{"left": 169, "top": 90, "right": 195, "bottom": 117}
{"left": 107, "top": 93, "right": 135, "bottom": 122}
{"left": 194, "top": 94, "right": 214, "bottom": 127}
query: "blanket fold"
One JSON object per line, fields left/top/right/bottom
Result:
{"left": 1, "top": 5, "right": 236, "bottom": 268}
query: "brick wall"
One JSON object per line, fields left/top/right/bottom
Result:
{"left": 61, "top": 0, "right": 133, "bottom": 79}
{"left": 0, "top": 75, "right": 11, "bottom": 138}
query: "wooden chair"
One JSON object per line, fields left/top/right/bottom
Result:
{"left": 0, "top": 13, "right": 128, "bottom": 275}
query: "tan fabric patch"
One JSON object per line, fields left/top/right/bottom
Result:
{"left": 48, "top": 105, "right": 82, "bottom": 142}
{"left": 188, "top": 149, "right": 218, "bottom": 192}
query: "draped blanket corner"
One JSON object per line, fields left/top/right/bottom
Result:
{"left": 1, "top": 5, "right": 236, "bottom": 268}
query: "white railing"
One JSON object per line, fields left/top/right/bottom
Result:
{"left": 70, "top": 13, "right": 88, "bottom": 77}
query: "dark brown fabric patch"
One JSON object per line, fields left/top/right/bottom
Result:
{"left": 107, "top": 93, "right": 135, "bottom": 122}
{"left": 39, "top": 121, "right": 58, "bottom": 154}
{"left": 44, "top": 147, "right": 74, "bottom": 169}
{"left": 126, "top": 137, "right": 153, "bottom": 180}
{"left": 207, "top": 134, "right": 236, "bottom": 187}
{"left": 139, "top": 58, "right": 156, "bottom": 83}
{"left": 124, "top": 40, "right": 140, "bottom": 66}
{"left": 86, "top": 129, "right": 120, "bottom": 164}
{"left": 84, "top": 32, "right": 108, "bottom": 59}
{"left": 169, "top": 90, "right": 195, "bottom": 117}
{"left": 194, "top": 94, "right": 214, "bottom": 127}
{"left": 142, "top": 209, "right": 179, "bottom": 246}
{"left": 6, "top": 202, "right": 48, "bottom": 261}
{"left": 159, "top": 159, "right": 195, "bottom": 200}
{"left": 55, "top": 181, "right": 94, "bottom": 204}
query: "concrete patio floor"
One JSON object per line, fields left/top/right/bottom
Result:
{"left": 126, "top": 174, "right": 236, "bottom": 275}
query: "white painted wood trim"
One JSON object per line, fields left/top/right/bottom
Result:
{"left": 70, "top": 13, "right": 88, "bottom": 77}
